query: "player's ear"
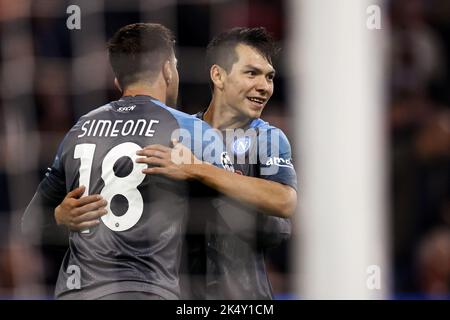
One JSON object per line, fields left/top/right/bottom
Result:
{"left": 114, "top": 78, "right": 122, "bottom": 92}
{"left": 163, "top": 60, "right": 172, "bottom": 86}
{"left": 210, "top": 64, "right": 225, "bottom": 90}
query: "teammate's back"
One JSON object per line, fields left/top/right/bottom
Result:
{"left": 21, "top": 23, "right": 221, "bottom": 300}
{"left": 54, "top": 95, "right": 198, "bottom": 299}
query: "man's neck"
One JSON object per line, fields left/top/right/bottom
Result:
{"left": 204, "top": 99, "right": 251, "bottom": 130}
{"left": 122, "top": 83, "right": 165, "bottom": 103}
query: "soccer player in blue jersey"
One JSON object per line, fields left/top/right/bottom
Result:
{"left": 22, "top": 23, "right": 227, "bottom": 300}
{"left": 137, "top": 27, "right": 298, "bottom": 299}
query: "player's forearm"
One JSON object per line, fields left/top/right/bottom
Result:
{"left": 22, "top": 190, "right": 68, "bottom": 245}
{"left": 186, "top": 163, "right": 296, "bottom": 218}
{"left": 23, "top": 192, "right": 58, "bottom": 231}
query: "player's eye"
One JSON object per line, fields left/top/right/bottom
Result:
{"left": 245, "top": 70, "right": 256, "bottom": 76}
{"left": 267, "top": 74, "right": 275, "bottom": 81}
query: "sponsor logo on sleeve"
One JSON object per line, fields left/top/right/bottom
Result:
{"left": 265, "top": 157, "right": 294, "bottom": 169}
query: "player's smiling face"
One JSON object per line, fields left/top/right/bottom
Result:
{"left": 222, "top": 44, "right": 275, "bottom": 120}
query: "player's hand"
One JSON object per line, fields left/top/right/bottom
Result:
{"left": 54, "top": 186, "right": 108, "bottom": 231}
{"left": 135, "top": 140, "right": 202, "bottom": 180}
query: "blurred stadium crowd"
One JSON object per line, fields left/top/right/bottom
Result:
{"left": 0, "top": 0, "right": 448, "bottom": 299}
{"left": 389, "top": 0, "right": 449, "bottom": 298}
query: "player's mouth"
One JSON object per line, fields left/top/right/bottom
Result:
{"left": 247, "top": 96, "right": 266, "bottom": 109}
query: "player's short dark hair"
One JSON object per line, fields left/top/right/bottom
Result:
{"left": 206, "top": 27, "right": 279, "bottom": 74}
{"left": 107, "top": 23, "right": 175, "bottom": 89}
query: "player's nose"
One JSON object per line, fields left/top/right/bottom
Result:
{"left": 255, "top": 76, "right": 272, "bottom": 95}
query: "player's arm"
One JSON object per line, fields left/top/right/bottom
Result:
{"left": 136, "top": 143, "right": 297, "bottom": 219}
{"left": 25, "top": 185, "right": 107, "bottom": 236}
{"left": 253, "top": 128, "right": 297, "bottom": 245}
{"left": 22, "top": 139, "right": 107, "bottom": 238}
{"left": 186, "top": 162, "right": 296, "bottom": 218}
{"left": 22, "top": 166, "right": 68, "bottom": 244}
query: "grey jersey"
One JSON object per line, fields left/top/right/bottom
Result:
{"left": 23, "top": 96, "right": 224, "bottom": 300}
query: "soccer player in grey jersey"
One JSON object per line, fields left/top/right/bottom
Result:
{"left": 22, "top": 23, "right": 227, "bottom": 300}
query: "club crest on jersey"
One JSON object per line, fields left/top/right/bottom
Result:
{"left": 221, "top": 152, "right": 235, "bottom": 172}
{"left": 232, "top": 136, "right": 251, "bottom": 155}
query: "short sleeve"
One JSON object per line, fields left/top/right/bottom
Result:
{"left": 257, "top": 128, "right": 297, "bottom": 191}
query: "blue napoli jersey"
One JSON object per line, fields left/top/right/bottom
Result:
{"left": 23, "top": 95, "right": 227, "bottom": 300}
{"left": 191, "top": 112, "right": 297, "bottom": 300}
{"left": 197, "top": 112, "right": 297, "bottom": 190}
